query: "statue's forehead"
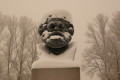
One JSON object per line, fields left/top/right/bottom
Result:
{"left": 47, "top": 18, "right": 66, "bottom": 23}
{"left": 48, "top": 20, "right": 63, "bottom": 24}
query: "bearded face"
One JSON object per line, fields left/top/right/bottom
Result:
{"left": 38, "top": 18, "right": 74, "bottom": 50}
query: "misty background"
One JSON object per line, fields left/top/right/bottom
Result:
{"left": 0, "top": 0, "right": 120, "bottom": 80}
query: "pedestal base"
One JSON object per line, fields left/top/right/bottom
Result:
{"left": 32, "top": 42, "right": 80, "bottom": 80}
{"left": 32, "top": 67, "right": 80, "bottom": 80}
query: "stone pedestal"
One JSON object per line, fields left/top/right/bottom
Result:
{"left": 32, "top": 42, "right": 80, "bottom": 80}
{"left": 32, "top": 68, "right": 80, "bottom": 80}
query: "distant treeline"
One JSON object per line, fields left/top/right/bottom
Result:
{"left": 82, "top": 11, "right": 120, "bottom": 80}
{"left": 0, "top": 12, "right": 41, "bottom": 80}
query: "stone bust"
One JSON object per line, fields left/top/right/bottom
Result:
{"left": 32, "top": 10, "right": 79, "bottom": 70}
{"left": 38, "top": 10, "right": 74, "bottom": 55}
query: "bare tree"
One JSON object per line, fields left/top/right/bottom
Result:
{"left": 105, "top": 34, "right": 120, "bottom": 80}
{"left": 0, "top": 12, "right": 6, "bottom": 80}
{"left": 0, "top": 13, "right": 6, "bottom": 35}
{"left": 82, "top": 14, "right": 109, "bottom": 80}
{"left": 24, "top": 27, "right": 40, "bottom": 80}
{"left": 0, "top": 15, "right": 18, "bottom": 80}
{"left": 13, "top": 16, "right": 38, "bottom": 80}
{"left": 0, "top": 12, "right": 41, "bottom": 80}
{"left": 109, "top": 11, "right": 120, "bottom": 80}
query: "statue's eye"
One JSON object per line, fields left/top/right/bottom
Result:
{"left": 58, "top": 23, "right": 66, "bottom": 31}
{"left": 47, "top": 23, "right": 56, "bottom": 31}
{"left": 50, "top": 24, "right": 56, "bottom": 29}
{"left": 58, "top": 23, "right": 62, "bottom": 28}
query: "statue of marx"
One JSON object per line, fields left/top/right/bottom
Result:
{"left": 38, "top": 10, "right": 75, "bottom": 55}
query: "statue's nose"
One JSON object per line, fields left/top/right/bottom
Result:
{"left": 54, "top": 26, "right": 60, "bottom": 31}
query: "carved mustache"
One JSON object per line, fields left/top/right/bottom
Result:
{"left": 48, "top": 31, "right": 64, "bottom": 38}
{"left": 41, "top": 31, "right": 65, "bottom": 41}
{"left": 41, "top": 30, "right": 71, "bottom": 43}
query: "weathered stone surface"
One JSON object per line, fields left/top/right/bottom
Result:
{"left": 32, "top": 67, "right": 80, "bottom": 80}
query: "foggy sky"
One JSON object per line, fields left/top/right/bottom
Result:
{"left": 0, "top": 0, "right": 120, "bottom": 80}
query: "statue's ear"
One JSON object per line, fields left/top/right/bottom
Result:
{"left": 38, "top": 24, "right": 47, "bottom": 36}
{"left": 69, "top": 24, "right": 74, "bottom": 36}
{"left": 65, "top": 21, "right": 74, "bottom": 36}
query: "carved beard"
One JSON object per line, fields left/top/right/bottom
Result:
{"left": 41, "top": 30, "right": 71, "bottom": 48}
{"left": 46, "top": 44, "right": 69, "bottom": 55}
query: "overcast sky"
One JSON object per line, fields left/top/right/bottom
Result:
{"left": 0, "top": 0, "right": 120, "bottom": 80}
